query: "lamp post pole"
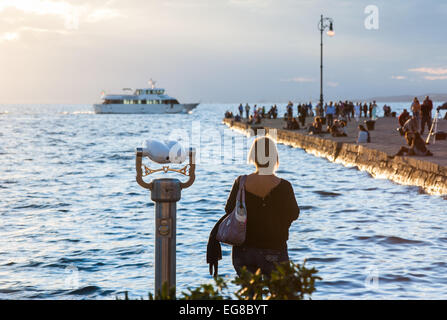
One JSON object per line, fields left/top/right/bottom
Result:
{"left": 318, "top": 15, "right": 334, "bottom": 110}
{"left": 320, "top": 15, "right": 324, "bottom": 109}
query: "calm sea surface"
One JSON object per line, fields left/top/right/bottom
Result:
{"left": 0, "top": 103, "right": 446, "bottom": 299}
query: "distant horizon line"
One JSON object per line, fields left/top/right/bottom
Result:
{"left": 1, "top": 93, "right": 446, "bottom": 106}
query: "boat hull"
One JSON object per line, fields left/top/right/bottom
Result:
{"left": 93, "top": 103, "right": 198, "bottom": 114}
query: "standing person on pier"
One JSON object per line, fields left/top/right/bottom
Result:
{"left": 420, "top": 96, "right": 433, "bottom": 135}
{"left": 298, "top": 103, "right": 307, "bottom": 127}
{"left": 245, "top": 103, "right": 250, "bottom": 119}
{"left": 207, "top": 137, "right": 300, "bottom": 276}
{"left": 238, "top": 104, "right": 243, "bottom": 118}
{"left": 371, "top": 101, "right": 378, "bottom": 120}
{"left": 354, "top": 102, "right": 361, "bottom": 122}
{"left": 308, "top": 102, "right": 314, "bottom": 117}
{"left": 363, "top": 102, "right": 368, "bottom": 118}
{"left": 325, "top": 102, "right": 335, "bottom": 127}
{"left": 411, "top": 97, "right": 421, "bottom": 122}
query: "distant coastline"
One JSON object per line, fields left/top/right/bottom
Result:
{"left": 199, "top": 93, "right": 447, "bottom": 105}
{"left": 362, "top": 93, "right": 447, "bottom": 103}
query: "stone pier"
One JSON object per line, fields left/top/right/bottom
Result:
{"left": 222, "top": 117, "right": 447, "bottom": 196}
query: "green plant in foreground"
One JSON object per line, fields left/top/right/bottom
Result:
{"left": 233, "top": 260, "right": 321, "bottom": 300}
{"left": 118, "top": 260, "right": 321, "bottom": 300}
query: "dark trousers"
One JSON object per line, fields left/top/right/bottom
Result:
{"left": 232, "top": 245, "right": 289, "bottom": 276}
{"left": 326, "top": 114, "right": 334, "bottom": 127}
{"left": 421, "top": 116, "right": 432, "bottom": 134}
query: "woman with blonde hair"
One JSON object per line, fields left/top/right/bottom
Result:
{"left": 207, "top": 136, "right": 300, "bottom": 276}
{"left": 411, "top": 97, "right": 421, "bottom": 122}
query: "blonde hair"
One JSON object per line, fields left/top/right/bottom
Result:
{"left": 247, "top": 136, "right": 279, "bottom": 175}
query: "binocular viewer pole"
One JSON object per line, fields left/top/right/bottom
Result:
{"left": 135, "top": 147, "right": 196, "bottom": 295}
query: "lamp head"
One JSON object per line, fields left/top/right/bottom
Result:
{"left": 327, "top": 22, "right": 335, "bottom": 36}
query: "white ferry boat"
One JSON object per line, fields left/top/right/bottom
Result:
{"left": 93, "top": 80, "right": 199, "bottom": 114}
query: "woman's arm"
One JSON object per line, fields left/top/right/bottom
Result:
{"left": 206, "top": 176, "right": 240, "bottom": 276}
{"left": 284, "top": 180, "right": 300, "bottom": 222}
{"left": 224, "top": 176, "right": 240, "bottom": 214}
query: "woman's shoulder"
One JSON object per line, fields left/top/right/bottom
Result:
{"left": 276, "top": 177, "right": 293, "bottom": 190}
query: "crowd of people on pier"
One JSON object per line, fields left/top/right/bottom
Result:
{"left": 394, "top": 96, "right": 437, "bottom": 157}
{"left": 224, "top": 96, "right": 445, "bottom": 157}
{"left": 224, "top": 100, "right": 384, "bottom": 143}
{"left": 225, "top": 100, "right": 385, "bottom": 126}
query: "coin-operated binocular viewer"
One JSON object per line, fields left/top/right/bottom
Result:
{"left": 135, "top": 139, "right": 196, "bottom": 296}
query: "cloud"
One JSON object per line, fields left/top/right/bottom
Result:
{"left": 228, "top": 0, "right": 272, "bottom": 8}
{"left": 0, "top": 32, "right": 20, "bottom": 42}
{"left": 391, "top": 75, "right": 407, "bottom": 80}
{"left": 408, "top": 67, "right": 447, "bottom": 75}
{"left": 423, "top": 75, "right": 447, "bottom": 81}
{"left": 86, "top": 8, "right": 123, "bottom": 23}
{"left": 281, "top": 77, "right": 315, "bottom": 83}
{"left": 0, "top": 0, "right": 123, "bottom": 31}
{"left": 327, "top": 81, "right": 339, "bottom": 87}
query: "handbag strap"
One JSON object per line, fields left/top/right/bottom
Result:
{"left": 237, "top": 175, "right": 247, "bottom": 207}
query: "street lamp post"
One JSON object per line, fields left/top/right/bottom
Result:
{"left": 318, "top": 15, "right": 334, "bottom": 110}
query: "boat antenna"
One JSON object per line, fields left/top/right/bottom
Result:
{"left": 149, "top": 79, "right": 156, "bottom": 89}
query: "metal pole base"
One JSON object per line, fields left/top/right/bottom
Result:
{"left": 151, "top": 178, "right": 182, "bottom": 295}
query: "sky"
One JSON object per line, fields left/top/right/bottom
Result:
{"left": 0, "top": 0, "right": 446, "bottom": 104}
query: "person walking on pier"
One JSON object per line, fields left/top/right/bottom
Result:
{"left": 245, "top": 103, "right": 250, "bottom": 119}
{"left": 207, "top": 137, "right": 300, "bottom": 276}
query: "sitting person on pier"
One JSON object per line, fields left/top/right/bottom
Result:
{"left": 283, "top": 117, "right": 300, "bottom": 130}
{"left": 395, "top": 132, "right": 433, "bottom": 157}
{"left": 401, "top": 116, "right": 419, "bottom": 145}
{"left": 397, "top": 109, "right": 411, "bottom": 135}
{"left": 224, "top": 111, "right": 234, "bottom": 119}
{"left": 308, "top": 116, "right": 323, "bottom": 134}
{"left": 330, "top": 120, "right": 347, "bottom": 137}
{"left": 383, "top": 105, "right": 392, "bottom": 117}
{"left": 357, "top": 125, "right": 371, "bottom": 143}
{"left": 234, "top": 114, "right": 241, "bottom": 122}
{"left": 255, "top": 112, "right": 262, "bottom": 124}
{"left": 247, "top": 115, "right": 254, "bottom": 124}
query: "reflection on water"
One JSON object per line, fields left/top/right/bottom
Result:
{"left": 0, "top": 103, "right": 446, "bottom": 299}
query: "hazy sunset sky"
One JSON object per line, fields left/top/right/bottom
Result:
{"left": 1, "top": 0, "right": 446, "bottom": 104}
